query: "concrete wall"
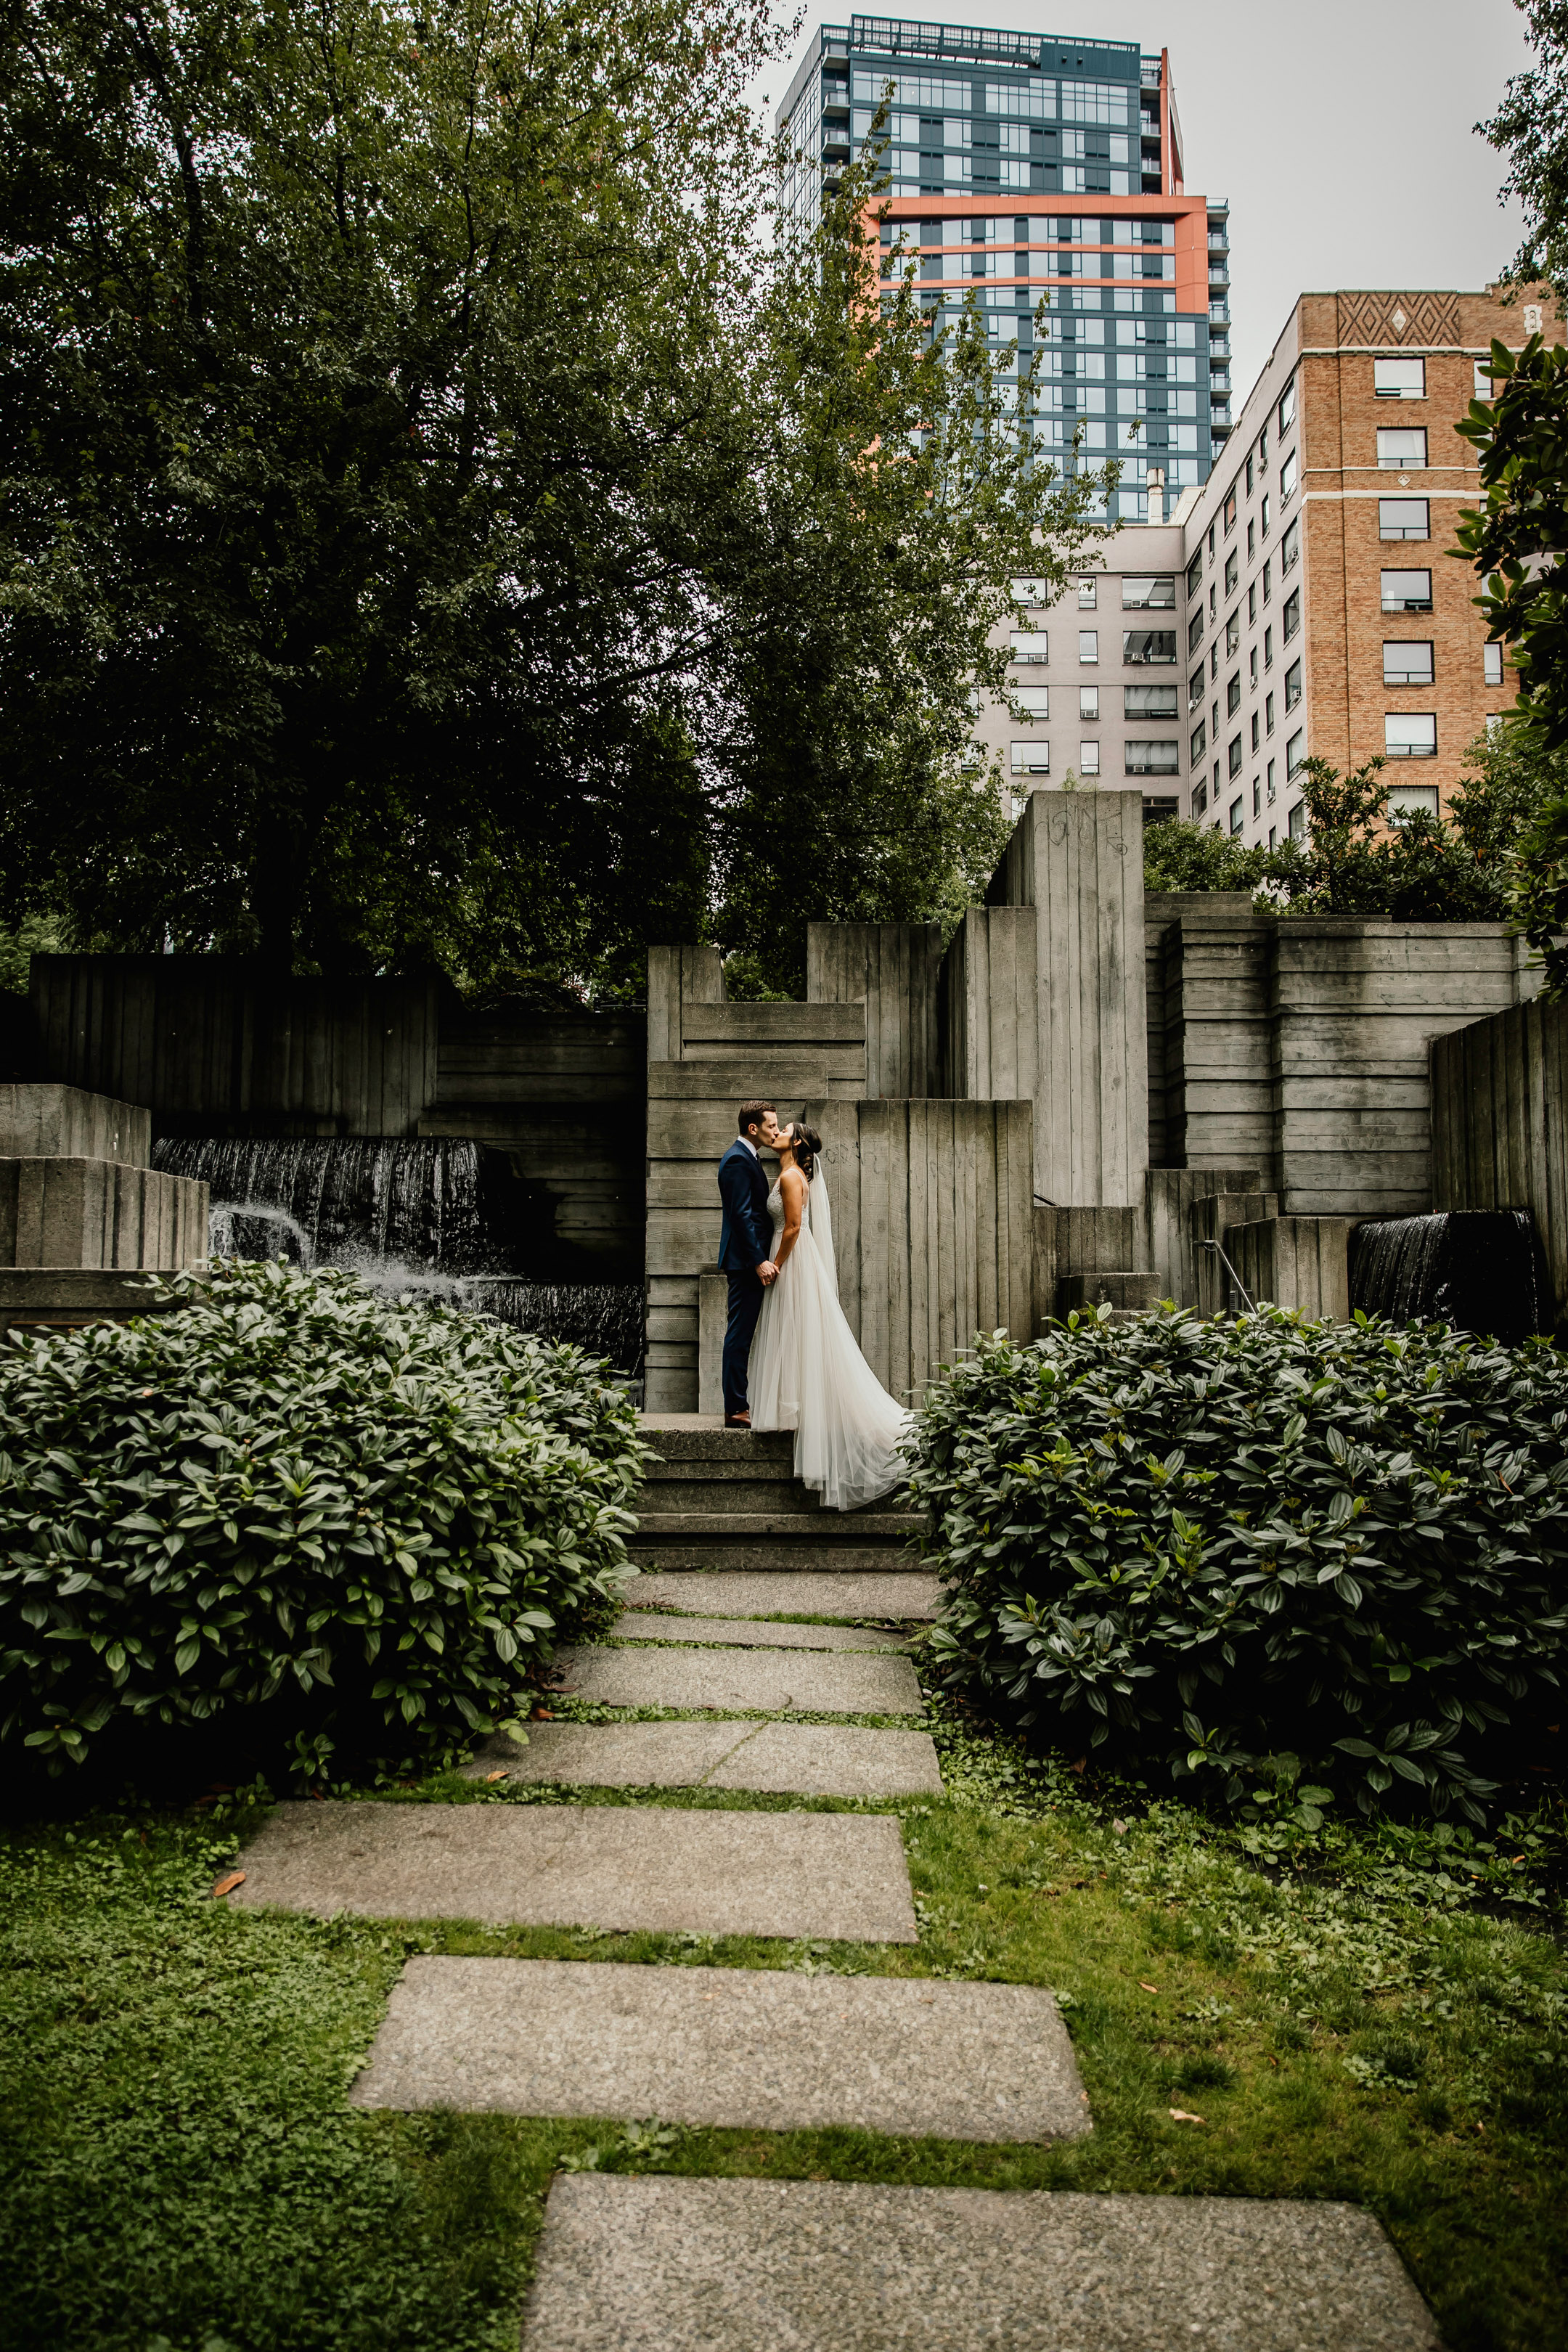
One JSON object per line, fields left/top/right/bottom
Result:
{"left": 807, "top": 923, "right": 944, "bottom": 1099}
{"left": 1229, "top": 1215, "right": 1351, "bottom": 1320}
{"left": 0, "top": 1158, "right": 208, "bottom": 1271}
{"left": 1431, "top": 994, "right": 1568, "bottom": 1336}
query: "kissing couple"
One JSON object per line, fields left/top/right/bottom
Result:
{"left": 716, "top": 1100, "right": 912, "bottom": 1511}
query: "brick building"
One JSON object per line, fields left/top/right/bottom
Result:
{"left": 973, "top": 285, "right": 1554, "bottom": 836}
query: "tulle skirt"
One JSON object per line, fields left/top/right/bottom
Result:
{"left": 748, "top": 1222, "right": 913, "bottom": 1511}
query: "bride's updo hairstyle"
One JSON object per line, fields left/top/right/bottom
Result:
{"left": 788, "top": 1122, "right": 822, "bottom": 1180}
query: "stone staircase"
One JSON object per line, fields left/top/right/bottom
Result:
{"left": 626, "top": 1418, "right": 926, "bottom": 1575}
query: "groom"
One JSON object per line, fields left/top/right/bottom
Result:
{"left": 716, "top": 1099, "right": 780, "bottom": 1428}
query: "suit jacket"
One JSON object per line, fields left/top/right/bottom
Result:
{"left": 717, "top": 1140, "right": 774, "bottom": 1273}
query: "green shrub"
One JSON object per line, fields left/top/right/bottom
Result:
{"left": 0, "top": 1259, "right": 648, "bottom": 1786}
{"left": 909, "top": 1311, "right": 1568, "bottom": 1822}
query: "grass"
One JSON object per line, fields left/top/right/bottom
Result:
{"left": 1, "top": 1704, "right": 1565, "bottom": 2351}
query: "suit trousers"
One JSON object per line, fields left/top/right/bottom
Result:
{"left": 722, "top": 1268, "right": 765, "bottom": 1418}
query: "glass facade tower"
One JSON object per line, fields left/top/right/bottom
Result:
{"left": 777, "top": 17, "right": 1232, "bottom": 520}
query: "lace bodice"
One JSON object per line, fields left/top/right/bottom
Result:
{"left": 767, "top": 1177, "right": 806, "bottom": 1237}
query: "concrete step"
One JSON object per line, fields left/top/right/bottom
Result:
{"left": 521, "top": 2176, "right": 1442, "bottom": 2352}
{"left": 636, "top": 1478, "right": 835, "bottom": 1516}
{"left": 628, "top": 1512, "right": 925, "bottom": 1543}
{"left": 557, "top": 1643, "right": 924, "bottom": 1718}
{"left": 621, "top": 1569, "right": 942, "bottom": 1619}
{"left": 640, "top": 1421, "right": 793, "bottom": 1463}
{"left": 621, "top": 1548, "right": 926, "bottom": 1579}
{"left": 467, "top": 1720, "right": 943, "bottom": 1797}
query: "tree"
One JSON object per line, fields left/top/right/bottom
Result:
{"left": 1479, "top": 1, "right": 1568, "bottom": 303}
{"left": 0, "top": 2, "right": 1105, "bottom": 995}
{"left": 1143, "top": 818, "right": 1268, "bottom": 897}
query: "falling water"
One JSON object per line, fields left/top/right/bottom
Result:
{"left": 1349, "top": 1209, "right": 1545, "bottom": 1346}
{"left": 151, "top": 1136, "right": 642, "bottom": 1370}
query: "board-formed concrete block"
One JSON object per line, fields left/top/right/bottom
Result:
{"left": 0, "top": 1082, "right": 151, "bottom": 1165}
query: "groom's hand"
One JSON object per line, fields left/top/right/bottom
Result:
{"left": 757, "top": 1259, "right": 778, "bottom": 1286}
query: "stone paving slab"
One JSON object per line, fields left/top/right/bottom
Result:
{"left": 224, "top": 1802, "right": 917, "bottom": 1942}
{"left": 351, "top": 1959, "right": 1085, "bottom": 2141}
{"left": 615, "top": 1614, "right": 908, "bottom": 1653}
{"left": 521, "top": 2176, "right": 1442, "bottom": 2352}
{"left": 621, "top": 1570, "right": 942, "bottom": 1620}
{"left": 467, "top": 1720, "right": 943, "bottom": 1797}
{"left": 558, "top": 1645, "right": 923, "bottom": 1718}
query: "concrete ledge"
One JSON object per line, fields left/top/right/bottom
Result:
{"left": 0, "top": 1265, "right": 199, "bottom": 1328}
{"left": 1059, "top": 1270, "right": 1161, "bottom": 1313}
{"left": 0, "top": 1082, "right": 151, "bottom": 1165}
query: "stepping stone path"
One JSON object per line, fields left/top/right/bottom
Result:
{"left": 224, "top": 1415, "right": 1441, "bottom": 2347}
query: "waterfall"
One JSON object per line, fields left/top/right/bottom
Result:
{"left": 151, "top": 1136, "right": 642, "bottom": 1370}
{"left": 1349, "top": 1209, "right": 1544, "bottom": 1346}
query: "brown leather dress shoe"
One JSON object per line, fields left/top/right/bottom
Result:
{"left": 724, "top": 1410, "right": 752, "bottom": 1429}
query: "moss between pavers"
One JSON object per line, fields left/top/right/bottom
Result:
{"left": 2, "top": 1730, "right": 1564, "bottom": 2351}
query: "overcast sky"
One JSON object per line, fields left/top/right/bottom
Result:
{"left": 750, "top": 0, "right": 1535, "bottom": 400}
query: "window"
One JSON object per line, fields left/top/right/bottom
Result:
{"left": 1280, "top": 449, "right": 1298, "bottom": 499}
{"left": 1483, "top": 642, "right": 1504, "bottom": 687}
{"left": 1124, "top": 683, "right": 1178, "bottom": 717}
{"left": 1284, "top": 658, "right": 1302, "bottom": 711}
{"left": 1377, "top": 426, "right": 1427, "bottom": 469}
{"left": 1193, "top": 781, "right": 1209, "bottom": 814}
{"left": 1226, "top": 672, "right": 1241, "bottom": 716}
{"left": 1211, "top": 644, "right": 1219, "bottom": 679}
{"left": 1264, "top": 625, "right": 1273, "bottom": 668}
{"left": 1225, "top": 610, "right": 1241, "bottom": 654}
{"left": 1207, "top": 523, "right": 1215, "bottom": 558}
{"left": 1079, "top": 684, "right": 1100, "bottom": 719}
{"left": 1247, "top": 520, "right": 1256, "bottom": 560}
{"left": 1251, "top": 711, "right": 1260, "bottom": 752}
{"left": 1229, "top": 797, "right": 1244, "bottom": 835}
{"left": 1281, "top": 518, "right": 1299, "bottom": 573}
{"left": 1223, "top": 486, "right": 1238, "bottom": 532}
{"left": 1265, "top": 690, "right": 1275, "bottom": 735}
{"left": 1289, "top": 798, "right": 1305, "bottom": 838}
{"left": 1249, "top": 647, "right": 1259, "bottom": 690}
{"left": 1379, "top": 498, "right": 1429, "bottom": 541}
{"left": 1012, "top": 575, "right": 1053, "bottom": 605}
{"left": 1278, "top": 377, "right": 1297, "bottom": 433}
{"left": 1385, "top": 712, "right": 1437, "bottom": 758}
{"left": 1287, "top": 728, "right": 1305, "bottom": 776}
{"left": 1259, "top": 422, "right": 1269, "bottom": 465}
{"left": 1124, "top": 629, "right": 1177, "bottom": 665}
{"left": 1010, "top": 629, "right": 1050, "bottom": 663}
{"left": 1262, "top": 558, "right": 1272, "bottom": 602}
{"left": 1079, "top": 739, "right": 1101, "bottom": 775}
{"left": 1016, "top": 684, "right": 1049, "bottom": 716}
{"left": 1126, "top": 739, "right": 1180, "bottom": 774}
{"left": 1223, "top": 550, "right": 1239, "bottom": 595}
{"left": 1267, "top": 757, "right": 1276, "bottom": 804}
{"left": 1388, "top": 782, "right": 1439, "bottom": 820}
{"left": 1228, "top": 734, "right": 1243, "bottom": 777}
{"left": 1246, "top": 453, "right": 1255, "bottom": 494}
{"left": 1474, "top": 358, "right": 1496, "bottom": 399}
{"left": 1252, "top": 777, "right": 1262, "bottom": 818}
{"left": 1190, "top": 719, "right": 1207, "bottom": 762}
{"left": 1074, "top": 630, "right": 1097, "bottom": 663}
{"left": 1010, "top": 738, "right": 1050, "bottom": 774}
{"left": 1188, "top": 610, "right": 1205, "bottom": 653}
{"left": 1077, "top": 576, "right": 1098, "bottom": 608}
{"left": 1245, "top": 585, "right": 1255, "bottom": 628}
{"left": 1268, "top": 825, "right": 1277, "bottom": 849}
{"left": 1374, "top": 356, "right": 1425, "bottom": 399}
{"left": 1122, "top": 575, "right": 1176, "bottom": 608}
{"left": 1186, "top": 548, "right": 1204, "bottom": 594}
{"left": 1381, "top": 568, "right": 1432, "bottom": 613}
{"left": 1282, "top": 587, "right": 1301, "bottom": 641}
{"left": 1188, "top": 662, "right": 1205, "bottom": 710}
{"left": 1383, "top": 640, "right": 1434, "bottom": 685}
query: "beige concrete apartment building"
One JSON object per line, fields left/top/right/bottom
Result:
{"left": 976, "top": 284, "right": 1554, "bottom": 838}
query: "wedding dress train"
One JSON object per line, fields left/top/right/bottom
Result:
{"left": 747, "top": 1168, "right": 913, "bottom": 1511}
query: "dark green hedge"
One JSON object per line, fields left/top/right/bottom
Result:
{"left": 0, "top": 1260, "right": 648, "bottom": 1786}
{"left": 907, "top": 1310, "right": 1568, "bottom": 1822}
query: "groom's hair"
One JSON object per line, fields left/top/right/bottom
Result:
{"left": 738, "top": 1100, "right": 776, "bottom": 1135}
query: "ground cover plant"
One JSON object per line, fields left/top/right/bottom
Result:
{"left": 905, "top": 1309, "right": 1568, "bottom": 1821}
{"left": 0, "top": 1262, "right": 645, "bottom": 1792}
{"left": 1, "top": 1717, "right": 1562, "bottom": 2352}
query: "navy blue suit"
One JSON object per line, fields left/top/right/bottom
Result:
{"left": 716, "top": 1139, "right": 774, "bottom": 1418}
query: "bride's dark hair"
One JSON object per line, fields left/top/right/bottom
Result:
{"left": 787, "top": 1122, "right": 822, "bottom": 1180}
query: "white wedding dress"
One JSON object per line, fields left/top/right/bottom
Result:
{"left": 748, "top": 1168, "right": 913, "bottom": 1511}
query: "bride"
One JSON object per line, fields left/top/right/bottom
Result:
{"left": 747, "top": 1122, "right": 913, "bottom": 1511}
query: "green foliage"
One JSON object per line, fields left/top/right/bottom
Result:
{"left": 1142, "top": 818, "right": 1269, "bottom": 896}
{"left": 1479, "top": 3, "right": 1568, "bottom": 304}
{"left": 0, "top": 1261, "right": 645, "bottom": 1784}
{"left": 0, "top": 1, "right": 1099, "bottom": 997}
{"left": 0, "top": 908, "right": 65, "bottom": 999}
{"left": 905, "top": 1312, "right": 1568, "bottom": 1822}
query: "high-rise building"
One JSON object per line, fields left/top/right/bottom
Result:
{"left": 776, "top": 16, "right": 1232, "bottom": 521}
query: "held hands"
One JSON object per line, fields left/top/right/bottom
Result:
{"left": 757, "top": 1260, "right": 779, "bottom": 1286}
